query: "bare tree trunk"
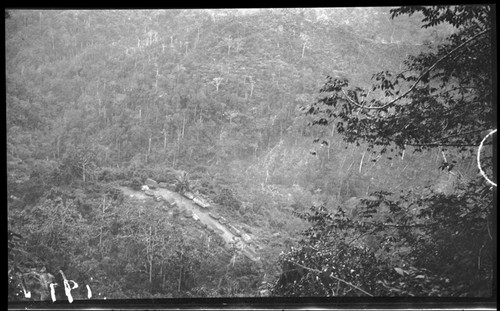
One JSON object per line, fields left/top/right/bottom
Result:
{"left": 99, "top": 195, "right": 106, "bottom": 251}
{"left": 163, "top": 129, "right": 167, "bottom": 150}
{"left": 149, "top": 225, "right": 153, "bottom": 285}
{"left": 147, "top": 135, "right": 152, "bottom": 162}
{"left": 182, "top": 115, "right": 186, "bottom": 139}
{"left": 57, "top": 136, "right": 61, "bottom": 159}
{"left": 161, "top": 264, "right": 165, "bottom": 291}
{"left": 177, "top": 251, "right": 183, "bottom": 292}
{"left": 117, "top": 141, "right": 121, "bottom": 163}
{"left": 82, "top": 163, "right": 86, "bottom": 182}
{"left": 177, "top": 128, "right": 182, "bottom": 150}
{"left": 359, "top": 151, "right": 366, "bottom": 173}
{"left": 155, "top": 67, "right": 159, "bottom": 91}
{"left": 195, "top": 27, "right": 200, "bottom": 49}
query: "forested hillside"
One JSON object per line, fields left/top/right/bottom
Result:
{"left": 7, "top": 7, "right": 494, "bottom": 301}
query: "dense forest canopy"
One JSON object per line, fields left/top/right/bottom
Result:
{"left": 7, "top": 6, "right": 495, "bottom": 302}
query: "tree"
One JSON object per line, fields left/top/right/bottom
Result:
{"left": 274, "top": 5, "right": 495, "bottom": 297}
{"left": 308, "top": 6, "right": 493, "bottom": 155}
{"left": 57, "top": 146, "right": 99, "bottom": 184}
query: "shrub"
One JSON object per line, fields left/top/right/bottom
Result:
{"left": 214, "top": 188, "right": 241, "bottom": 211}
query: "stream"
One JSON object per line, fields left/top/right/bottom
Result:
{"left": 117, "top": 186, "right": 261, "bottom": 262}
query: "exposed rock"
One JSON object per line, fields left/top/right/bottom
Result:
{"left": 145, "top": 178, "right": 158, "bottom": 189}
{"left": 193, "top": 197, "right": 210, "bottom": 208}
{"left": 183, "top": 191, "right": 195, "bottom": 200}
{"left": 213, "top": 227, "right": 225, "bottom": 235}
{"left": 158, "top": 182, "right": 168, "bottom": 188}
{"left": 241, "top": 233, "right": 252, "bottom": 243}
{"left": 208, "top": 213, "right": 220, "bottom": 220}
{"left": 260, "top": 289, "right": 270, "bottom": 297}
{"left": 432, "top": 171, "right": 460, "bottom": 195}
{"left": 165, "top": 197, "right": 176, "bottom": 205}
{"left": 169, "top": 200, "right": 177, "bottom": 208}
{"left": 228, "top": 224, "right": 242, "bottom": 237}
{"left": 183, "top": 209, "right": 193, "bottom": 218}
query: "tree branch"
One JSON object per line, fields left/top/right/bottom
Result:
{"left": 287, "top": 260, "right": 374, "bottom": 297}
{"left": 342, "top": 28, "right": 491, "bottom": 110}
{"left": 379, "top": 222, "right": 439, "bottom": 228}
{"left": 429, "top": 129, "right": 487, "bottom": 144}
{"left": 405, "top": 142, "right": 491, "bottom": 147}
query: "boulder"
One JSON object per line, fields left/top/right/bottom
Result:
{"left": 141, "top": 185, "right": 150, "bottom": 191}
{"left": 145, "top": 178, "right": 158, "bottom": 189}
{"left": 183, "top": 192, "right": 195, "bottom": 200}
{"left": 214, "top": 227, "right": 225, "bottom": 235}
{"left": 208, "top": 213, "right": 220, "bottom": 220}
{"left": 228, "top": 225, "right": 242, "bottom": 237}
{"left": 241, "top": 233, "right": 251, "bottom": 243}
{"left": 193, "top": 197, "right": 210, "bottom": 208}
{"left": 158, "top": 182, "right": 168, "bottom": 188}
{"left": 144, "top": 190, "right": 154, "bottom": 196}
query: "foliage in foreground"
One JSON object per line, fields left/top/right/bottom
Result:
{"left": 271, "top": 177, "right": 493, "bottom": 297}
{"left": 8, "top": 178, "right": 262, "bottom": 300}
{"left": 308, "top": 6, "right": 493, "bottom": 155}
{"left": 272, "top": 5, "right": 495, "bottom": 297}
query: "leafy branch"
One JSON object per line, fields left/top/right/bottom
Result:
{"left": 287, "top": 260, "right": 374, "bottom": 297}
{"left": 342, "top": 28, "right": 491, "bottom": 110}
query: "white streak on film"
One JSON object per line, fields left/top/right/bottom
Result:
{"left": 86, "top": 285, "right": 92, "bottom": 299}
{"left": 477, "top": 129, "right": 497, "bottom": 187}
{"left": 70, "top": 280, "right": 79, "bottom": 289}
{"left": 64, "top": 279, "right": 74, "bottom": 303}
{"left": 21, "top": 282, "right": 31, "bottom": 299}
{"left": 49, "top": 283, "right": 57, "bottom": 302}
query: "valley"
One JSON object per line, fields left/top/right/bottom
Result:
{"left": 118, "top": 185, "right": 261, "bottom": 262}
